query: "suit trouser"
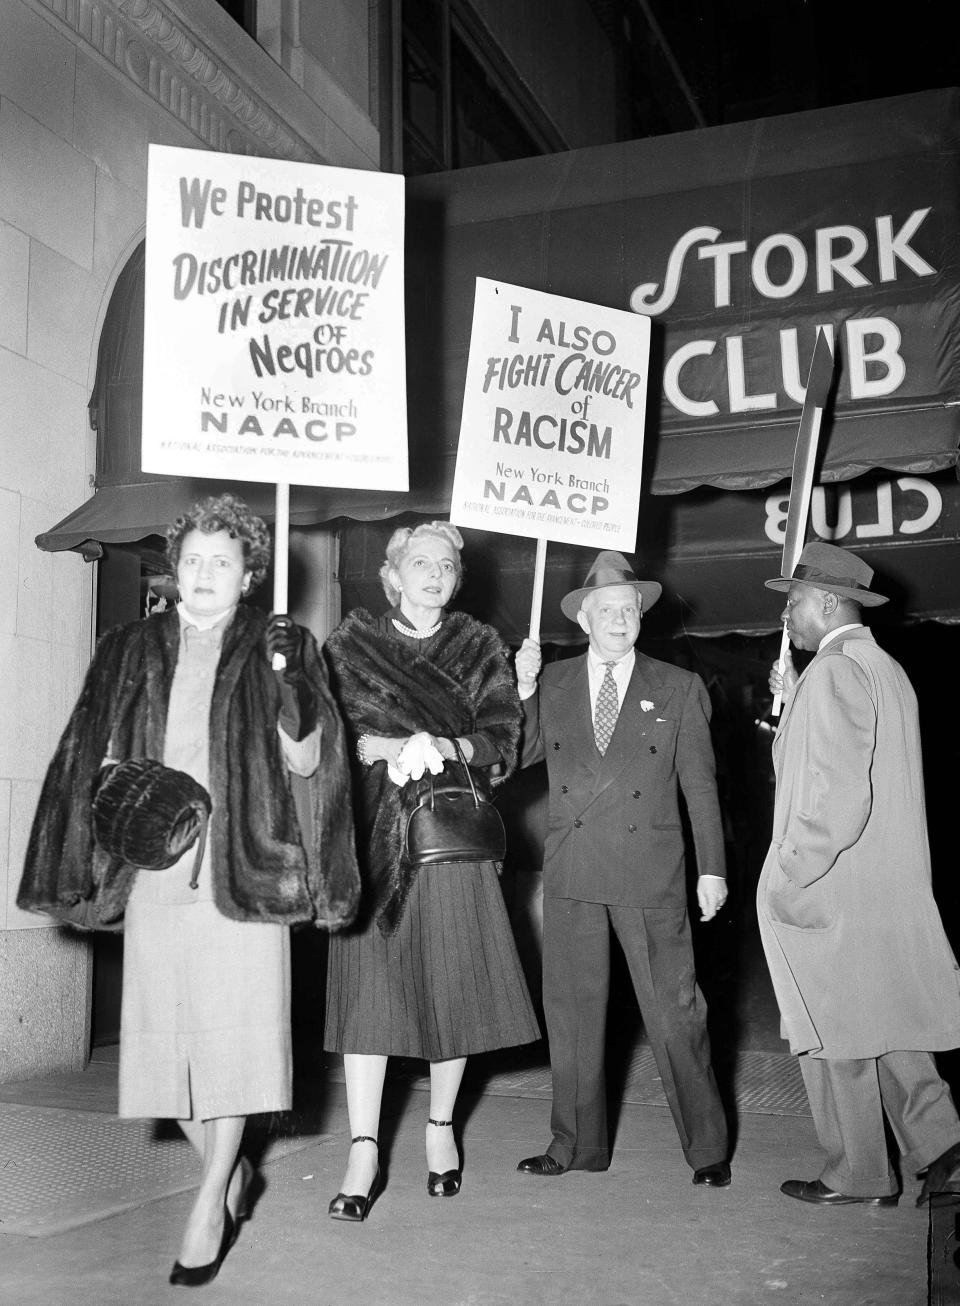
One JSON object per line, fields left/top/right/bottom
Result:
{"left": 799, "top": 1050, "right": 960, "bottom": 1196}
{"left": 542, "top": 896, "right": 728, "bottom": 1171}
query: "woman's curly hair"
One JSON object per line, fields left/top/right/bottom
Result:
{"left": 379, "top": 520, "right": 464, "bottom": 606}
{"left": 166, "top": 494, "right": 271, "bottom": 593}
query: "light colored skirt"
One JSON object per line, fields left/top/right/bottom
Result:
{"left": 119, "top": 895, "right": 291, "bottom": 1120}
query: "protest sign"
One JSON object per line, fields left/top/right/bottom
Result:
{"left": 450, "top": 279, "right": 650, "bottom": 553}
{"left": 772, "top": 328, "right": 835, "bottom": 715}
{"left": 141, "top": 144, "right": 407, "bottom": 491}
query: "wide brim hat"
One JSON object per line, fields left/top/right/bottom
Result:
{"left": 764, "top": 541, "right": 888, "bottom": 606}
{"left": 561, "top": 551, "right": 662, "bottom": 621}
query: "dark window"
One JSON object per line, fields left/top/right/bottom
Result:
{"left": 214, "top": 0, "right": 257, "bottom": 37}
{"left": 399, "top": 0, "right": 543, "bottom": 175}
{"left": 450, "top": 31, "right": 538, "bottom": 169}
{"left": 402, "top": 0, "right": 448, "bottom": 173}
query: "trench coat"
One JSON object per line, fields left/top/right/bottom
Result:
{"left": 757, "top": 626, "right": 960, "bottom": 1059}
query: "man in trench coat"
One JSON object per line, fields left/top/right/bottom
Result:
{"left": 760, "top": 540, "right": 960, "bottom": 1205}
{"left": 513, "top": 551, "right": 730, "bottom": 1184}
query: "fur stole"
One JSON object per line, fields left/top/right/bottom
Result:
{"left": 324, "top": 608, "right": 521, "bottom": 934}
{"left": 17, "top": 605, "right": 359, "bottom": 931}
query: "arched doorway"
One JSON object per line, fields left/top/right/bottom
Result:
{"left": 87, "top": 241, "right": 173, "bottom": 1044}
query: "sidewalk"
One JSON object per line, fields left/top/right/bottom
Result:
{"left": 0, "top": 1041, "right": 935, "bottom": 1306}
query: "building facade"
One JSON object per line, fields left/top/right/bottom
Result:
{"left": 0, "top": 0, "right": 623, "bottom": 1078}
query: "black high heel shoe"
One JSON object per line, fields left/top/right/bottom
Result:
{"left": 328, "top": 1136, "right": 382, "bottom": 1222}
{"left": 169, "top": 1208, "right": 236, "bottom": 1288}
{"left": 426, "top": 1117, "right": 462, "bottom": 1197}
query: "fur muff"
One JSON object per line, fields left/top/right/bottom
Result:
{"left": 17, "top": 605, "right": 359, "bottom": 931}
{"left": 324, "top": 608, "right": 521, "bottom": 934}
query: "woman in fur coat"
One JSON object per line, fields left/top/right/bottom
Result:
{"left": 323, "top": 521, "right": 540, "bottom": 1220}
{"left": 18, "top": 494, "right": 358, "bottom": 1286}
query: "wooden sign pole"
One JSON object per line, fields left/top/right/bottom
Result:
{"left": 271, "top": 480, "right": 290, "bottom": 669}
{"left": 771, "top": 329, "right": 835, "bottom": 716}
{"left": 528, "top": 538, "right": 547, "bottom": 642}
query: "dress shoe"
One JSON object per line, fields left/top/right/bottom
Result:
{"left": 693, "top": 1162, "right": 731, "bottom": 1187}
{"left": 427, "top": 1168, "right": 462, "bottom": 1197}
{"left": 329, "top": 1135, "right": 382, "bottom": 1222}
{"left": 917, "top": 1140, "right": 960, "bottom": 1205}
{"left": 780, "top": 1178, "right": 898, "bottom": 1206}
{"left": 169, "top": 1210, "right": 235, "bottom": 1287}
{"left": 517, "top": 1154, "right": 565, "bottom": 1176}
{"left": 426, "top": 1116, "right": 462, "bottom": 1196}
{"left": 328, "top": 1169, "right": 382, "bottom": 1221}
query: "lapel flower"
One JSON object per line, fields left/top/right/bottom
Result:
{"left": 640, "top": 700, "right": 654, "bottom": 712}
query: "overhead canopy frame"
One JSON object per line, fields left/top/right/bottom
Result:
{"left": 37, "top": 90, "right": 960, "bottom": 639}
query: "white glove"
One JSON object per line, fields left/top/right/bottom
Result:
{"left": 396, "top": 731, "right": 445, "bottom": 781}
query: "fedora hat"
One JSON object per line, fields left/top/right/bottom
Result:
{"left": 765, "top": 541, "right": 888, "bottom": 606}
{"left": 560, "top": 551, "right": 662, "bottom": 621}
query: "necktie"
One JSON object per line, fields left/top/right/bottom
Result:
{"left": 594, "top": 661, "right": 619, "bottom": 756}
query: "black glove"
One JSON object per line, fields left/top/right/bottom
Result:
{"left": 266, "top": 614, "right": 317, "bottom": 742}
{"left": 266, "top": 613, "right": 307, "bottom": 674}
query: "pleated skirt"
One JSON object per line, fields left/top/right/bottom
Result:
{"left": 119, "top": 895, "right": 291, "bottom": 1120}
{"left": 324, "top": 861, "right": 541, "bottom": 1061}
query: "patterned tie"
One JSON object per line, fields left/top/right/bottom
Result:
{"left": 594, "top": 661, "right": 619, "bottom": 756}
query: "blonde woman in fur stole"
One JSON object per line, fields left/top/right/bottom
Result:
{"left": 18, "top": 494, "right": 358, "bottom": 1286}
{"left": 323, "top": 521, "right": 540, "bottom": 1219}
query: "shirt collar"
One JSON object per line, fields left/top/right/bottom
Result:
{"left": 587, "top": 647, "right": 635, "bottom": 673}
{"left": 818, "top": 622, "right": 864, "bottom": 651}
{"left": 177, "top": 602, "right": 236, "bottom": 642}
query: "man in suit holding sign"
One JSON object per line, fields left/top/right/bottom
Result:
{"left": 514, "top": 550, "right": 731, "bottom": 1184}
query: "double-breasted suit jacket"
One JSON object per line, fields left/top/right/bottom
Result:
{"left": 757, "top": 626, "right": 960, "bottom": 1060}
{"left": 521, "top": 646, "right": 729, "bottom": 1171}
{"left": 522, "top": 650, "right": 726, "bottom": 906}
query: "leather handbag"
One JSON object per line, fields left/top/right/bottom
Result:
{"left": 403, "top": 740, "right": 506, "bottom": 866}
{"left": 92, "top": 758, "right": 212, "bottom": 889}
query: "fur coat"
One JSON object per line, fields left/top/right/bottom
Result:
{"left": 17, "top": 605, "right": 359, "bottom": 931}
{"left": 324, "top": 608, "right": 521, "bottom": 934}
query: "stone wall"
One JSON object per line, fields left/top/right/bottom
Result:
{"left": 0, "top": 0, "right": 378, "bottom": 1080}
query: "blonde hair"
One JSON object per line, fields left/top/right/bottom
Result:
{"left": 379, "top": 521, "right": 464, "bottom": 605}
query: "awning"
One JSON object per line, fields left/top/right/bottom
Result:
{"left": 39, "top": 469, "right": 960, "bottom": 642}
{"left": 37, "top": 90, "right": 960, "bottom": 637}
{"left": 41, "top": 237, "right": 449, "bottom": 559}
{"left": 35, "top": 476, "right": 449, "bottom": 560}
{"left": 402, "top": 88, "right": 960, "bottom": 497}
{"left": 338, "top": 469, "right": 960, "bottom": 643}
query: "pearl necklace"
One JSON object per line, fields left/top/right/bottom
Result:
{"left": 392, "top": 617, "right": 442, "bottom": 639}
